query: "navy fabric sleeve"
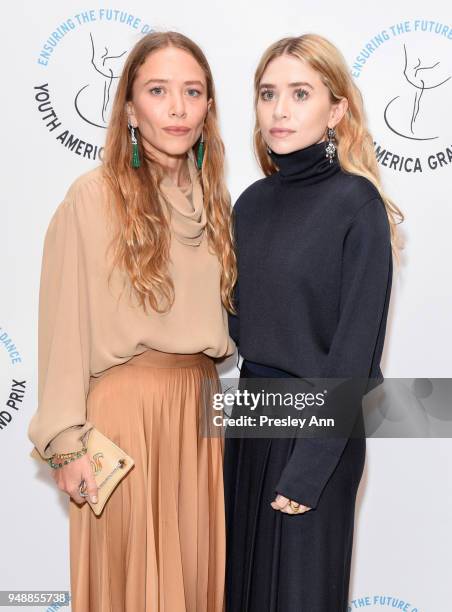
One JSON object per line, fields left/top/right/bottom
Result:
{"left": 275, "top": 197, "right": 392, "bottom": 509}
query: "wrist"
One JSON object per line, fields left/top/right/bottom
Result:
{"left": 47, "top": 446, "right": 87, "bottom": 469}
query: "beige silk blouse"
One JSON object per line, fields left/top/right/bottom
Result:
{"left": 28, "top": 155, "right": 236, "bottom": 459}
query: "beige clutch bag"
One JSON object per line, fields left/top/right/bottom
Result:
{"left": 30, "top": 427, "right": 135, "bottom": 516}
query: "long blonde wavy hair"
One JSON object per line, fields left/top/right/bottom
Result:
{"left": 102, "top": 31, "right": 237, "bottom": 314}
{"left": 253, "top": 34, "right": 404, "bottom": 259}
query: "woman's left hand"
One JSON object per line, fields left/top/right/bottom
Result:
{"left": 271, "top": 494, "right": 311, "bottom": 514}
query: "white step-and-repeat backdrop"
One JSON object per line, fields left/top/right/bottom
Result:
{"left": 1, "top": 1, "right": 451, "bottom": 610}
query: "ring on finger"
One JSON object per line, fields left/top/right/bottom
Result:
{"left": 79, "top": 481, "right": 88, "bottom": 498}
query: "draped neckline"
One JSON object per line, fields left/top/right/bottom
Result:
{"left": 159, "top": 155, "right": 207, "bottom": 246}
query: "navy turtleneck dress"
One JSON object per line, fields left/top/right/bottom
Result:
{"left": 224, "top": 141, "right": 393, "bottom": 611}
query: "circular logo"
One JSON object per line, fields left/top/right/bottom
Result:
{"left": 33, "top": 9, "right": 153, "bottom": 162}
{"left": 352, "top": 19, "right": 452, "bottom": 174}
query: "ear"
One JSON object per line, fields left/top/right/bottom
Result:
{"left": 206, "top": 97, "right": 213, "bottom": 113}
{"left": 125, "top": 101, "right": 138, "bottom": 127}
{"left": 328, "top": 97, "right": 348, "bottom": 129}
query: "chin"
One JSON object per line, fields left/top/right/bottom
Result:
{"left": 270, "top": 141, "right": 313, "bottom": 155}
{"left": 155, "top": 143, "right": 194, "bottom": 158}
{"left": 269, "top": 140, "right": 307, "bottom": 155}
{"left": 168, "top": 146, "right": 193, "bottom": 157}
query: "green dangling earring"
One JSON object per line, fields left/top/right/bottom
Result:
{"left": 196, "top": 130, "right": 205, "bottom": 170}
{"left": 128, "top": 122, "right": 140, "bottom": 168}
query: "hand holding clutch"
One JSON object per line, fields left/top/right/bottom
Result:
{"left": 77, "top": 428, "right": 135, "bottom": 515}
{"left": 30, "top": 427, "right": 135, "bottom": 516}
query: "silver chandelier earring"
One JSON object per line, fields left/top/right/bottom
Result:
{"left": 325, "top": 127, "right": 336, "bottom": 163}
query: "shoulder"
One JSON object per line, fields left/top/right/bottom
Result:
{"left": 346, "top": 193, "right": 391, "bottom": 247}
{"left": 334, "top": 170, "right": 383, "bottom": 220}
{"left": 51, "top": 166, "right": 110, "bottom": 227}
{"left": 65, "top": 165, "right": 109, "bottom": 205}
{"left": 47, "top": 166, "right": 109, "bottom": 241}
{"left": 233, "top": 175, "right": 275, "bottom": 218}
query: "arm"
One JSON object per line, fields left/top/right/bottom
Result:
{"left": 28, "top": 194, "right": 94, "bottom": 460}
{"left": 275, "top": 197, "right": 393, "bottom": 509}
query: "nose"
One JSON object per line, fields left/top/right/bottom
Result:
{"left": 273, "top": 92, "right": 289, "bottom": 121}
{"left": 169, "top": 91, "right": 187, "bottom": 118}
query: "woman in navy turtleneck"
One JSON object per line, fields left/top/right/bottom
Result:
{"left": 224, "top": 35, "right": 403, "bottom": 611}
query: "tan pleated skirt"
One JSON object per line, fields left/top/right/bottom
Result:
{"left": 69, "top": 348, "right": 225, "bottom": 612}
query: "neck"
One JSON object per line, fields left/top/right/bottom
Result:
{"left": 164, "top": 159, "right": 191, "bottom": 188}
{"left": 142, "top": 141, "right": 191, "bottom": 187}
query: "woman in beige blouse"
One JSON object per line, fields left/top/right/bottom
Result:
{"left": 28, "top": 31, "right": 237, "bottom": 612}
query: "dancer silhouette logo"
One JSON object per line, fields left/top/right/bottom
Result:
{"left": 352, "top": 19, "right": 452, "bottom": 173}
{"left": 33, "top": 9, "right": 154, "bottom": 161}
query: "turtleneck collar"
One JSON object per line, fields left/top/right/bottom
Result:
{"left": 159, "top": 154, "right": 207, "bottom": 246}
{"left": 269, "top": 140, "right": 340, "bottom": 185}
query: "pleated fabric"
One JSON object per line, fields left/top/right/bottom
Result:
{"left": 224, "top": 361, "right": 366, "bottom": 612}
{"left": 69, "top": 348, "right": 226, "bottom": 612}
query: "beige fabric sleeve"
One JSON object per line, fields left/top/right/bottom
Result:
{"left": 28, "top": 191, "right": 94, "bottom": 459}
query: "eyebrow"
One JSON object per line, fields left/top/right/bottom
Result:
{"left": 143, "top": 78, "right": 205, "bottom": 87}
{"left": 259, "top": 81, "right": 314, "bottom": 89}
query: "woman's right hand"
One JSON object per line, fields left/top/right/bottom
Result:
{"left": 52, "top": 454, "right": 98, "bottom": 505}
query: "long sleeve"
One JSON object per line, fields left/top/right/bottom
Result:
{"left": 28, "top": 195, "right": 94, "bottom": 460}
{"left": 275, "top": 197, "right": 392, "bottom": 508}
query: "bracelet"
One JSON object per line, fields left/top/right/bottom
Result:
{"left": 52, "top": 446, "right": 88, "bottom": 459}
{"left": 47, "top": 447, "right": 87, "bottom": 469}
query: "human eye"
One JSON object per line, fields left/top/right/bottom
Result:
{"left": 149, "top": 86, "right": 164, "bottom": 95}
{"left": 187, "top": 88, "right": 202, "bottom": 97}
{"left": 260, "top": 88, "right": 275, "bottom": 101}
{"left": 294, "top": 88, "right": 309, "bottom": 101}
